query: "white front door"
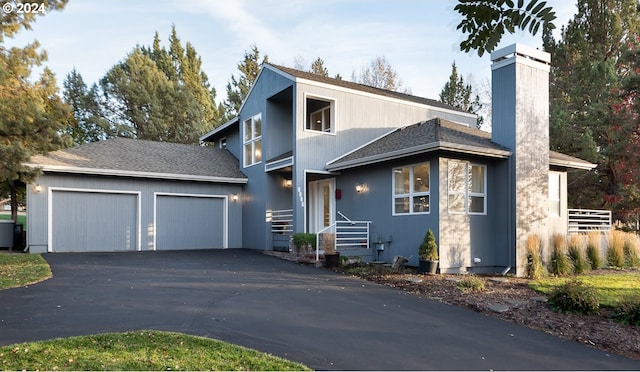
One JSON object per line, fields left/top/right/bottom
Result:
{"left": 308, "top": 178, "right": 335, "bottom": 233}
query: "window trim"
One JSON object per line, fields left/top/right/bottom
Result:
{"left": 447, "top": 160, "right": 487, "bottom": 215}
{"left": 303, "top": 93, "right": 336, "bottom": 135}
{"left": 549, "top": 171, "right": 561, "bottom": 217}
{"left": 243, "top": 113, "right": 262, "bottom": 168}
{"left": 392, "top": 162, "right": 431, "bottom": 216}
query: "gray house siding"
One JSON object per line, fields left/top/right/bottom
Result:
{"left": 27, "top": 174, "right": 243, "bottom": 253}
{"left": 292, "top": 81, "right": 477, "bottom": 234}
{"left": 238, "top": 68, "right": 296, "bottom": 250}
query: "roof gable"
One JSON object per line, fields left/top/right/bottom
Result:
{"left": 27, "top": 138, "right": 247, "bottom": 183}
{"left": 266, "top": 63, "right": 470, "bottom": 114}
{"left": 326, "top": 118, "right": 511, "bottom": 171}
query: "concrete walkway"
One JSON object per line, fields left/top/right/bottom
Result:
{"left": 0, "top": 250, "right": 638, "bottom": 370}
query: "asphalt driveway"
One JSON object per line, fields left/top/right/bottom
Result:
{"left": 0, "top": 250, "right": 637, "bottom": 370}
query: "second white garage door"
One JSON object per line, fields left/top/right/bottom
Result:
{"left": 154, "top": 193, "right": 227, "bottom": 250}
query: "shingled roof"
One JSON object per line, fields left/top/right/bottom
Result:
{"left": 27, "top": 137, "right": 247, "bottom": 183}
{"left": 326, "top": 118, "right": 511, "bottom": 171}
{"left": 266, "top": 64, "right": 469, "bottom": 113}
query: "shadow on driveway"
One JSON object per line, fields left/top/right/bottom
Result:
{"left": 0, "top": 250, "right": 638, "bottom": 370}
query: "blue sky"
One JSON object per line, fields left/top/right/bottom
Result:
{"left": 6, "top": 0, "right": 578, "bottom": 101}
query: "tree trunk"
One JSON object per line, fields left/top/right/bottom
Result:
{"left": 9, "top": 180, "right": 18, "bottom": 222}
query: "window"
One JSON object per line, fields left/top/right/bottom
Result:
{"left": 549, "top": 172, "right": 561, "bottom": 216}
{"left": 447, "top": 160, "right": 486, "bottom": 214}
{"left": 306, "top": 97, "right": 333, "bottom": 133}
{"left": 219, "top": 137, "right": 227, "bottom": 149}
{"left": 393, "top": 163, "right": 430, "bottom": 215}
{"left": 243, "top": 113, "right": 262, "bottom": 167}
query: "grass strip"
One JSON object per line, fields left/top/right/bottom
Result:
{"left": 0, "top": 330, "right": 311, "bottom": 371}
{"left": 0, "top": 252, "right": 51, "bottom": 290}
{"left": 530, "top": 272, "right": 640, "bottom": 307}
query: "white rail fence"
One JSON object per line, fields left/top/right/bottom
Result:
{"left": 568, "top": 209, "right": 611, "bottom": 234}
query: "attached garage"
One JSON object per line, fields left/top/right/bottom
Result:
{"left": 155, "top": 193, "right": 226, "bottom": 250}
{"left": 50, "top": 189, "right": 140, "bottom": 252}
{"left": 25, "top": 138, "right": 246, "bottom": 253}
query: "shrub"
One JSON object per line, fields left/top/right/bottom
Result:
{"left": 547, "top": 279, "right": 600, "bottom": 315}
{"left": 611, "top": 294, "right": 640, "bottom": 326}
{"left": 586, "top": 231, "right": 602, "bottom": 270}
{"left": 525, "top": 234, "right": 544, "bottom": 280}
{"left": 419, "top": 229, "right": 438, "bottom": 261}
{"left": 456, "top": 275, "right": 485, "bottom": 293}
{"left": 606, "top": 230, "right": 625, "bottom": 268}
{"left": 623, "top": 233, "right": 640, "bottom": 268}
{"left": 549, "top": 234, "right": 571, "bottom": 276}
{"left": 567, "top": 235, "right": 588, "bottom": 274}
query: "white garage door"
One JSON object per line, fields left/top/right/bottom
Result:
{"left": 155, "top": 194, "right": 226, "bottom": 250}
{"left": 51, "top": 190, "right": 139, "bottom": 252}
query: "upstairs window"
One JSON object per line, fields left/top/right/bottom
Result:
{"left": 393, "top": 162, "right": 430, "bottom": 215}
{"left": 306, "top": 97, "right": 333, "bottom": 133}
{"left": 243, "top": 113, "right": 262, "bottom": 167}
{"left": 447, "top": 160, "right": 486, "bottom": 215}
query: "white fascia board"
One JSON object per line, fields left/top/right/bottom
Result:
{"left": 549, "top": 158, "right": 596, "bottom": 170}
{"left": 326, "top": 142, "right": 511, "bottom": 171}
{"left": 25, "top": 163, "right": 248, "bottom": 184}
{"left": 199, "top": 117, "right": 239, "bottom": 142}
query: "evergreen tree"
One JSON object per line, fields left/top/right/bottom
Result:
{"left": 0, "top": 0, "right": 70, "bottom": 221}
{"left": 62, "top": 69, "right": 108, "bottom": 144}
{"left": 310, "top": 57, "right": 329, "bottom": 77}
{"left": 224, "top": 44, "right": 268, "bottom": 120}
{"left": 100, "top": 26, "right": 220, "bottom": 143}
{"left": 544, "top": 0, "right": 640, "bottom": 223}
{"left": 439, "top": 61, "right": 484, "bottom": 128}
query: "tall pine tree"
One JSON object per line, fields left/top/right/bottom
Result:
{"left": 223, "top": 44, "right": 268, "bottom": 120}
{"left": 0, "top": 0, "right": 70, "bottom": 221}
{"left": 544, "top": 0, "right": 640, "bottom": 223}
{"left": 439, "top": 61, "right": 484, "bottom": 128}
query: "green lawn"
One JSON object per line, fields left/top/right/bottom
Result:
{"left": 530, "top": 272, "right": 640, "bottom": 307}
{"left": 0, "top": 252, "right": 51, "bottom": 289}
{"left": 0, "top": 213, "right": 26, "bottom": 225}
{"left": 0, "top": 330, "right": 311, "bottom": 371}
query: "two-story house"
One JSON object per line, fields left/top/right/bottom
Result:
{"left": 25, "top": 44, "right": 597, "bottom": 276}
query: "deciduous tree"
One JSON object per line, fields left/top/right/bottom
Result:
{"left": 352, "top": 56, "right": 406, "bottom": 92}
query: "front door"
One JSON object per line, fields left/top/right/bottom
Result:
{"left": 308, "top": 178, "right": 335, "bottom": 233}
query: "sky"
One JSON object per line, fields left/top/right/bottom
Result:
{"left": 6, "top": 0, "right": 579, "bottom": 102}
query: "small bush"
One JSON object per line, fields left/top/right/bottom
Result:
{"left": 547, "top": 279, "right": 600, "bottom": 314}
{"left": 549, "top": 234, "right": 572, "bottom": 276}
{"left": 567, "top": 235, "right": 588, "bottom": 274}
{"left": 586, "top": 231, "right": 602, "bottom": 270}
{"left": 525, "top": 234, "right": 544, "bottom": 279}
{"left": 456, "top": 275, "right": 485, "bottom": 293}
{"left": 606, "top": 230, "right": 625, "bottom": 268}
{"left": 611, "top": 295, "right": 640, "bottom": 326}
{"left": 623, "top": 233, "right": 640, "bottom": 268}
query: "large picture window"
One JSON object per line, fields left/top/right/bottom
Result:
{"left": 306, "top": 97, "right": 333, "bottom": 133}
{"left": 447, "top": 160, "right": 486, "bottom": 215}
{"left": 393, "top": 163, "right": 430, "bottom": 215}
{"left": 243, "top": 113, "right": 262, "bottom": 167}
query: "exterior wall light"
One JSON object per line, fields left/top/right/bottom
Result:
{"left": 231, "top": 194, "right": 239, "bottom": 202}
{"left": 356, "top": 184, "right": 367, "bottom": 193}
{"left": 284, "top": 179, "right": 292, "bottom": 188}
{"left": 33, "top": 184, "right": 43, "bottom": 193}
